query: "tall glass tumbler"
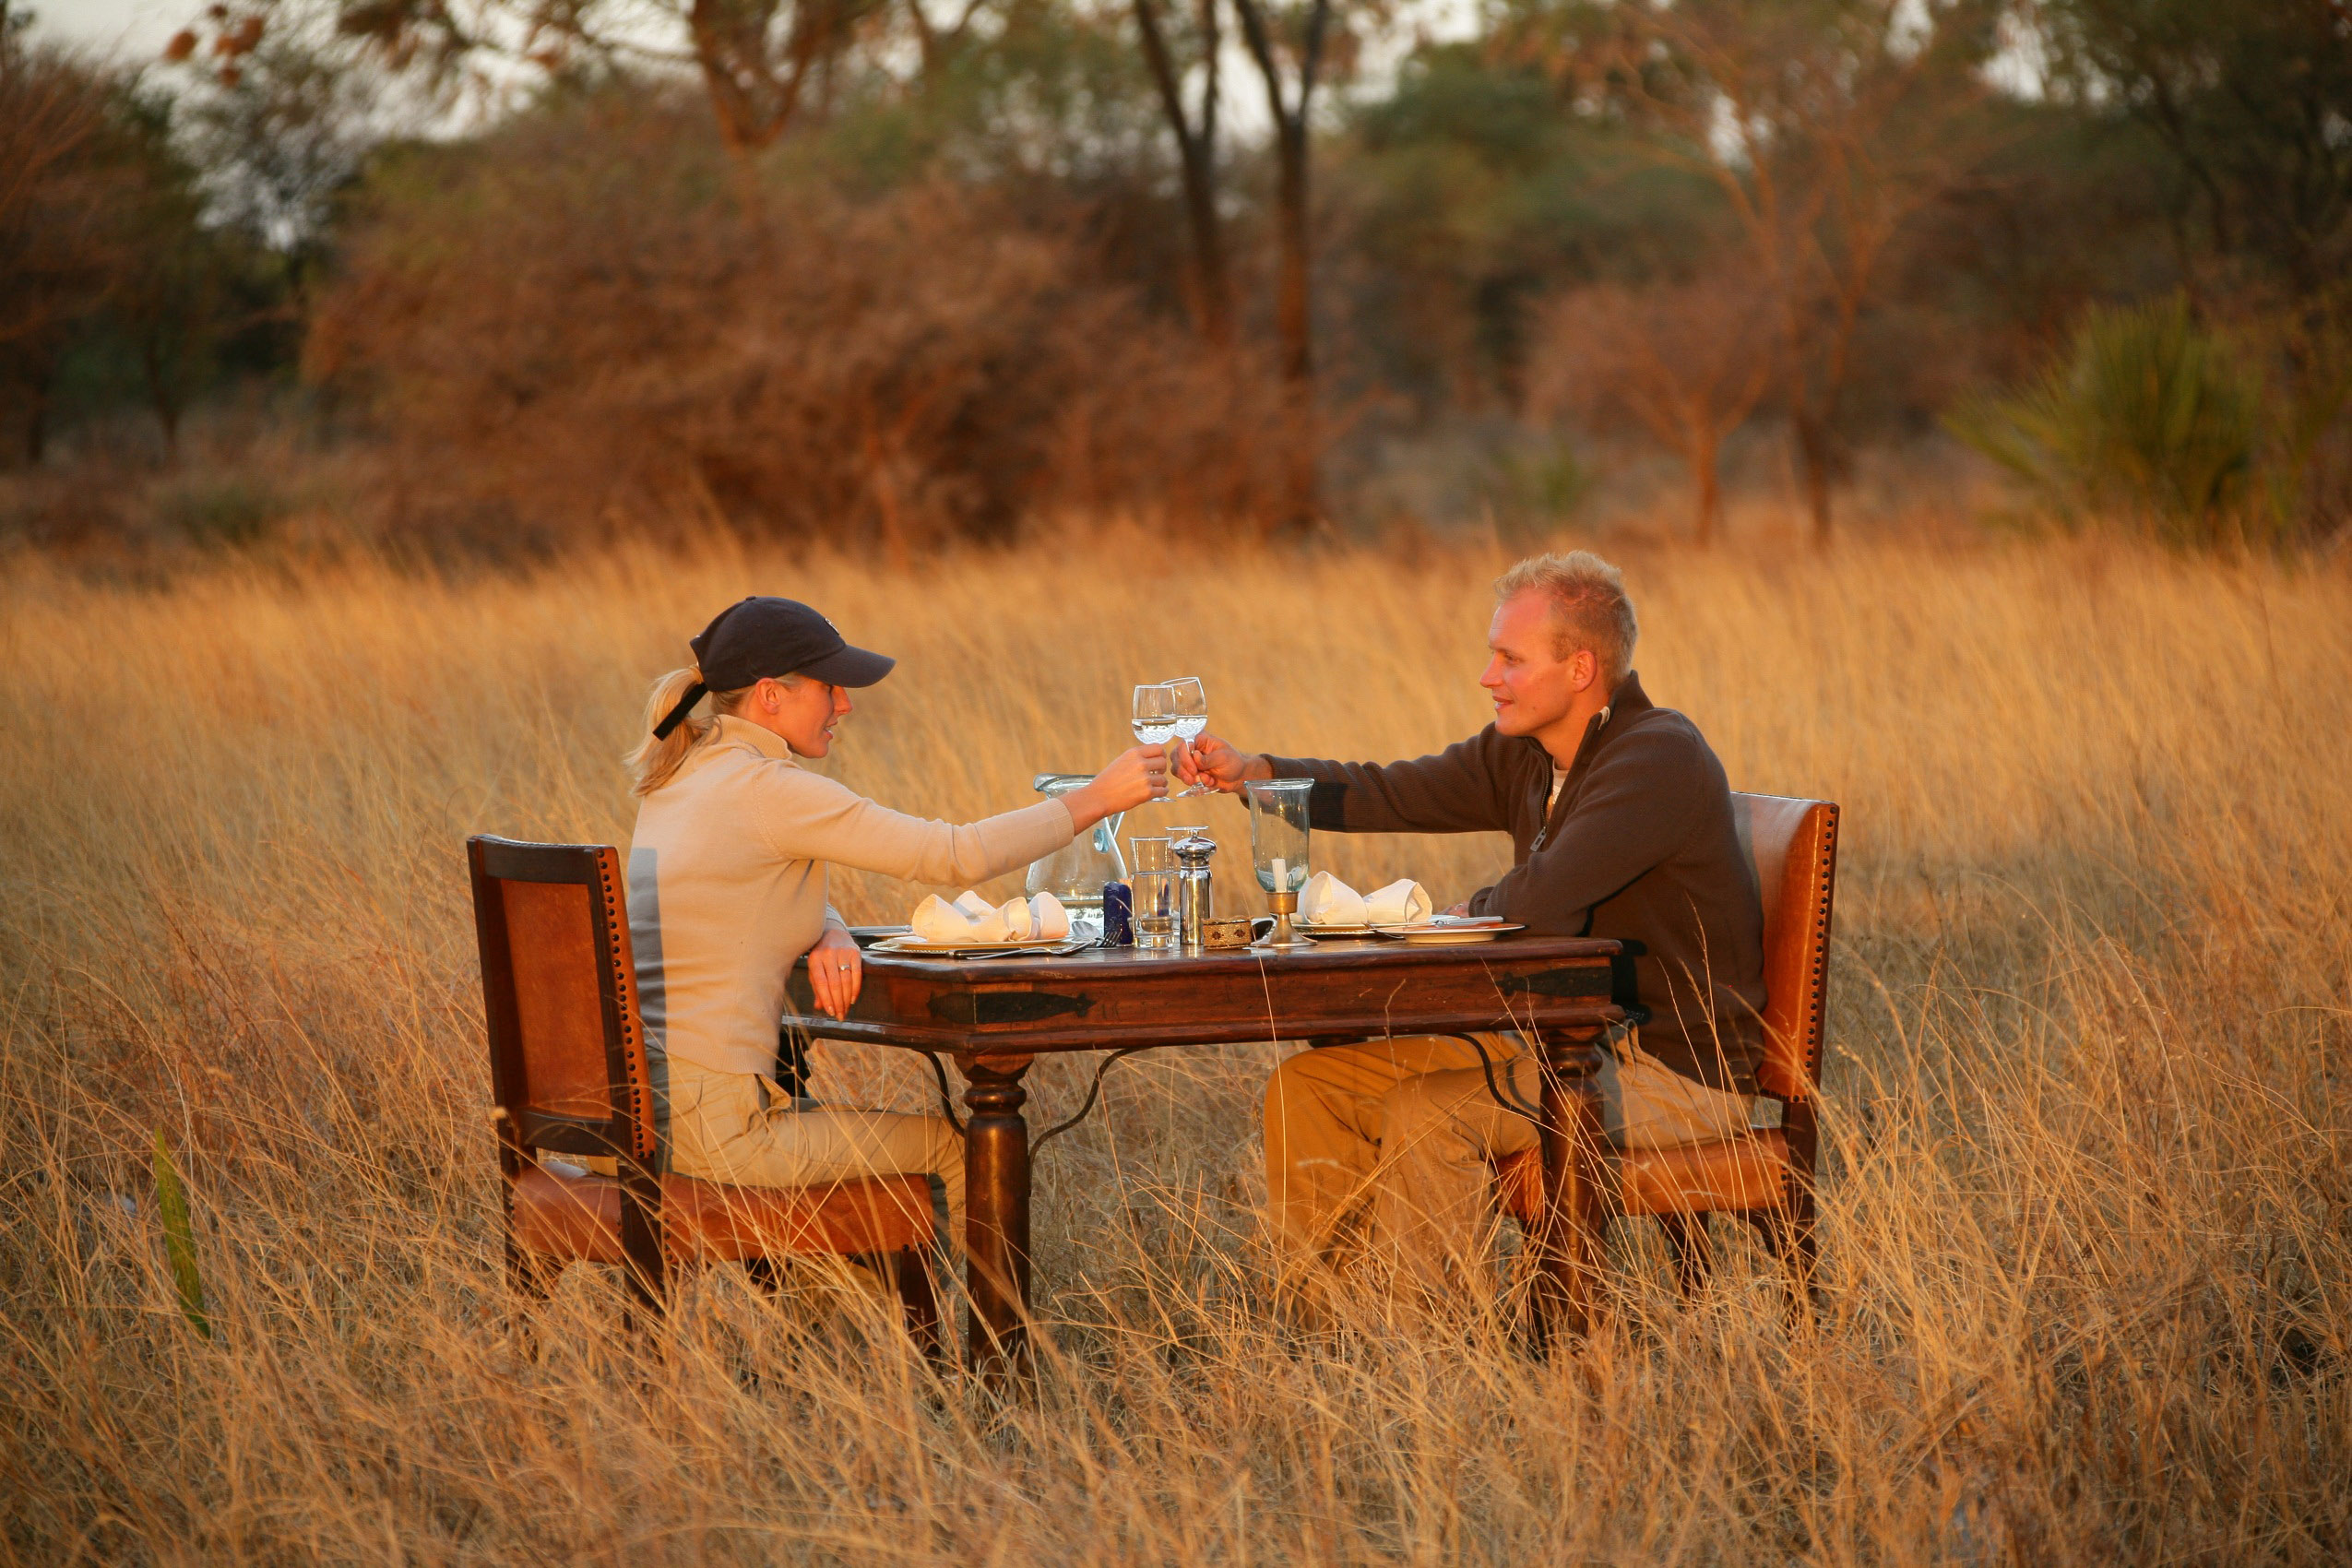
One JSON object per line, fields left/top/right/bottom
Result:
{"left": 1132, "top": 870, "right": 1181, "bottom": 950}
{"left": 1246, "top": 778, "right": 1313, "bottom": 951}
{"left": 1127, "top": 836, "right": 1178, "bottom": 949}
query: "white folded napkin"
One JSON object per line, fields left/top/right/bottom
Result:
{"left": 911, "top": 894, "right": 979, "bottom": 943}
{"left": 909, "top": 890, "right": 1070, "bottom": 944}
{"left": 1031, "top": 891, "right": 1072, "bottom": 939}
{"left": 1364, "top": 877, "right": 1434, "bottom": 925}
{"left": 1297, "top": 871, "right": 1370, "bottom": 926}
{"left": 1297, "top": 872, "right": 1433, "bottom": 927}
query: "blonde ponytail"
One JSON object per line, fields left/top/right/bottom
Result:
{"left": 627, "top": 667, "right": 753, "bottom": 795}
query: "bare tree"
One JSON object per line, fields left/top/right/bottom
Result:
{"left": 1527, "top": 267, "right": 1776, "bottom": 544}
{"left": 1229, "top": 0, "right": 1333, "bottom": 529}
{"left": 1519, "top": 0, "right": 1993, "bottom": 544}
{"left": 187, "top": 0, "right": 885, "bottom": 158}
{"left": 1133, "top": 0, "right": 1230, "bottom": 347}
{"left": 0, "top": 27, "right": 132, "bottom": 463}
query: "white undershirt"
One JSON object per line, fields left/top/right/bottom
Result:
{"left": 1546, "top": 705, "right": 1608, "bottom": 816}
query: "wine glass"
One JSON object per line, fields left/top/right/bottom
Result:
{"left": 1163, "top": 676, "right": 1210, "bottom": 797}
{"left": 1132, "top": 683, "right": 1178, "bottom": 752}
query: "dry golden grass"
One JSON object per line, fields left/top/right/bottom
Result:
{"left": 3, "top": 526, "right": 2348, "bottom": 1564}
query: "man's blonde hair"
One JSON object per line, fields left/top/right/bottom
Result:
{"left": 1494, "top": 550, "right": 1638, "bottom": 686}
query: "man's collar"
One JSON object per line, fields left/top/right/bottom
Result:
{"left": 1556, "top": 671, "right": 1649, "bottom": 772}
{"left": 714, "top": 713, "right": 798, "bottom": 763}
{"left": 1609, "top": 671, "right": 1653, "bottom": 718}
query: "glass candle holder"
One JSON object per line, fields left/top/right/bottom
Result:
{"left": 1245, "top": 778, "right": 1313, "bottom": 951}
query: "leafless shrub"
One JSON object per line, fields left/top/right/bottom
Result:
{"left": 304, "top": 92, "right": 1293, "bottom": 551}
{"left": 1526, "top": 267, "right": 1776, "bottom": 543}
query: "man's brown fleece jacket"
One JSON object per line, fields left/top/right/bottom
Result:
{"left": 1265, "top": 672, "right": 1767, "bottom": 1092}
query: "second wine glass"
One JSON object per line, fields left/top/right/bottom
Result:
{"left": 1163, "top": 676, "right": 1210, "bottom": 797}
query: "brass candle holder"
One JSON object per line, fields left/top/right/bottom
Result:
{"left": 1260, "top": 886, "right": 1311, "bottom": 951}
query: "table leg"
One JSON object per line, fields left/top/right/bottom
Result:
{"left": 959, "top": 1051, "right": 1034, "bottom": 1382}
{"left": 1531, "top": 1023, "right": 1611, "bottom": 1353}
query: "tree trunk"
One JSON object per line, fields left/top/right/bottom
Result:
{"left": 1793, "top": 407, "right": 1833, "bottom": 546}
{"left": 1134, "top": 0, "right": 1231, "bottom": 348}
{"left": 23, "top": 368, "right": 51, "bottom": 467}
{"left": 141, "top": 335, "right": 183, "bottom": 463}
{"left": 1693, "top": 430, "right": 1723, "bottom": 546}
{"left": 1272, "top": 112, "right": 1315, "bottom": 530}
{"left": 1233, "top": 0, "right": 1327, "bottom": 534}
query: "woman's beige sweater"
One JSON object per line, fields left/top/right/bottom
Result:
{"left": 626, "top": 716, "right": 1075, "bottom": 1076}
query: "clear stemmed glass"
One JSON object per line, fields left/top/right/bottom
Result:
{"left": 1163, "top": 676, "right": 1211, "bottom": 797}
{"left": 1132, "top": 683, "right": 1177, "bottom": 743}
{"left": 1132, "top": 683, "right": 1178, "bottom": 765}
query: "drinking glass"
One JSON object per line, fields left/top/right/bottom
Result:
{"left": 1128, "top": 835, "right": 1173, "bottom": 875}
{"left": 1132, "top": 683, "right": 1177, "bottom": 759}
{"left": 1163, "top": 676, "right": 1211, "bottom": 797}
{"left": 1132, "top": 870, "right": 1181, "bottom": 951}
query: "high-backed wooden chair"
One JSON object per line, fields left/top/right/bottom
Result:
{"left": 1496, "top": 793, "right": 1839, "bottom": 1306}
{"left": 467, "top": 835, "right": 944, "bottom": 1352}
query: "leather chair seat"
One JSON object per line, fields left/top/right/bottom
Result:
{"left": 1496, "top": 1129, "right": 1791, "bottom": 1224}
{"left": 510, "top": 1166, "right": 936, "bottom": 1265}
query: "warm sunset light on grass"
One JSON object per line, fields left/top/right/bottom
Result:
{"left": 5, "top": 528, "right": 2346, "bottom": 1562}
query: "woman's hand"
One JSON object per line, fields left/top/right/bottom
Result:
{"left": 807, "top": 925, "right": 863, "bottom": 1020}
{"left": 1174, "top": 731, "right": 1270, "bottom": 794}
{"left": 1063, "top": 743, "right": 1170, "bottom": 831}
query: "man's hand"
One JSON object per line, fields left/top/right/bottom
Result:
{"left": 808, "top": 925, "right": 863, "bottom": 1020}
{"left": 1175, "top": 731, "right": 1272, "bottom": 794}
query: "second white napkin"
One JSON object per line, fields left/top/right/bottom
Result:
{"left": 1296, "top": 873, "right": 1432, "bottom": 926}
{"left": 1363, "top": 878, "right": 1435, "bottom": 925}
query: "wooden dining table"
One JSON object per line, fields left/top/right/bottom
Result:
{"left": 787, "top": 932, "right": 1627, "bottom": 1376}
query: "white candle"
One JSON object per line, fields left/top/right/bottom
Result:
{"left": 1273, "top": 856, "right": 1288, "bottom": 891}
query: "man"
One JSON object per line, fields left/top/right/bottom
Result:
{"left": 1176, "top": 550, "right": 1765, "bottom": 1297}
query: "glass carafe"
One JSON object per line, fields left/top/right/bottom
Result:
{"left": 1026, "top": 773, "right": 1127, "bottom": 911}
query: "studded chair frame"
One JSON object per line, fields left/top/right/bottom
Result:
{"left": 467, "top": 835, "right": 943, "bottom": 1352}
{"left": 1497, "top": 793, "right": 1840, "bottom": 1308}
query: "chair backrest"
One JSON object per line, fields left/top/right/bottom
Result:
{"left": 1730, "top": 794, "right": 1840, "bottom": 1104}
{"left": 467, "top": 836, "right": 657, "bottom": 1169}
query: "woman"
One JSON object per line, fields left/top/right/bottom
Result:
{"left": 624, "top": 595, "right": 1165, "bottom": 1242}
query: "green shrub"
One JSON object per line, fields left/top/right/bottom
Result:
{"left": 1949, "top": 295, "right": 2272, "bottom": 547}
{"left": 155, "top": 477, "right": 287, "bottom": 547}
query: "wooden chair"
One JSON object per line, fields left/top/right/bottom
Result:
{"left": 467, "top": 835, "right": 944, "bottom": 1354}
{"left": 1496, "top": 793, "right": 1840, "bottom": 1308}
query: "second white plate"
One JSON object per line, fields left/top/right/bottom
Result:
{"left": 1372, "top": 922, "right": 1528, "bottom": 944}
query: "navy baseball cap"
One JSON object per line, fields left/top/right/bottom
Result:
{"left": 651, "top": 597, "right": 895, "bottom": 738}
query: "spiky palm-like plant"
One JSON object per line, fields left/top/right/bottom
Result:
{"left": 1950, "top": 295, "right": 2271, "bottom": 547}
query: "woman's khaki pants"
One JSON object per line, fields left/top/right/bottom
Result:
{"left": 664, "top": 1058, "right": 965, "bottom": 1253}
{"left": 1262, "top": 1033, "right": 1752, "bottom": 1295}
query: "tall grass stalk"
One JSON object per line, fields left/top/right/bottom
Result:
{"left": 149, "top": 1131, "right": 210, "bottom": 1339}
{"left": 2, "top": 527, "right": 2346, "bottom": 1562}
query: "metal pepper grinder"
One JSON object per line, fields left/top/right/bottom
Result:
{"left": 1169, "top": 827, "right": 1218, "bottom": 954}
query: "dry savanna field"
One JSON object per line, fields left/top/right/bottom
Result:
{"left": 3, "top": 527, "right": 2348, "bottom": 1564}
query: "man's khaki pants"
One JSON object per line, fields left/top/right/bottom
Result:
{"left": 1262, "top": 1033, "right": 1752, "bottom": 1294}
{"left": 664, "top": 1057, "right": 964, "bottom": 1252}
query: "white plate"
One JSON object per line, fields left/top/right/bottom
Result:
{"left": 870, "top": 933, "right": 1077, "bottom": 956}
{"left": 1372, "top": 922, "right": 1527, "bottom": 944}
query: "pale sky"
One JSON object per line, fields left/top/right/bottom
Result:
{"left": 27, "top": 0, "right": 189, "bottom": 65}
